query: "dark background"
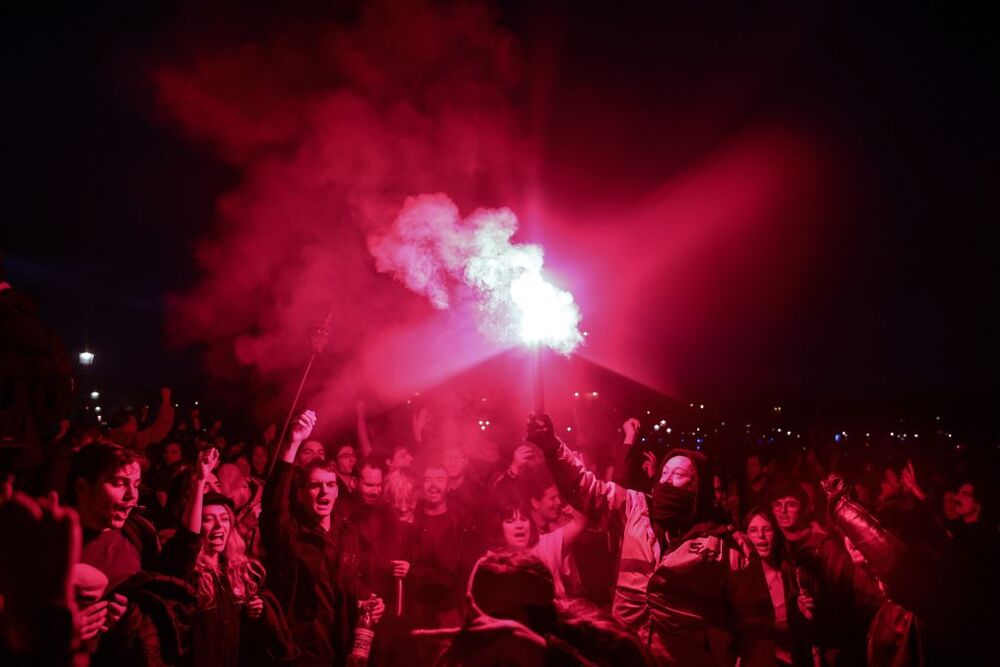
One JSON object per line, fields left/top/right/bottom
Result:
{"left": 3, "top": 1, "right": 997, "bottom": 438}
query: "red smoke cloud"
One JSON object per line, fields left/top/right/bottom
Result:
{"left": 157, "top": 1, "right": 532, "bottom": 422}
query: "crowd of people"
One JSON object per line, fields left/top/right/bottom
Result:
{"left": 2, "top": 375, "right": 997, "bottom": 666}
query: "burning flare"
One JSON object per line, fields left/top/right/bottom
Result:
{"left": 369, "top": 193, "right": 583, "bottom": 354}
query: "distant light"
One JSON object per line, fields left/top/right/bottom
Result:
{"left": 478, "top": 420, "right": 483, "bottom": 425}
{"left": 834, "top": 434, "right": 842, "bottom": 443}
{"left": 699, "top": 404, "right": 704, "bottom": 410}
{"left": 485, "top": 420, "right": 490, "bottom": 426}
{"left": 865, "top": 432, "right": 870, "bottom": 437}
{"left": 481, "top": 397, "right": 488, "bottom": 402}
{"left": 591, "top": 391, "right": 598, "bottom": 397}
{"left": 480, "top": 425, "right": 486, "bottom": 431}
{"left": 842, "top": 431, "right": 848, "bottom": 437}
{"left": 573, "top": 392, "right": 580, "bottom": 397}
{"left": 786, "top": 430, "right": 792, "bottom": 436}
{"left": 582, "top": 331, "right": 589, "bottom": 337}
{"left": 90, "top": 391, "right": 99, "bottom": 400}
{"left": 96, "top": 415, "right": 102, "bottom": 421}
{"left": 660, "top": 420, "right": 666, "bottom": 425}
{"left": 194, "top": 401, "right": 199, "bottom": 406}
{"left": 653, "top": 424, "right": 661, "bottom": 431}
{"left": 689, "top": 403, "right": 694, "bottom": 408}
{"left": 94, "top": 406, "right": 101, "bottom": 413}
{"left": 913, "top": 433, "right": 919, "bottom": 438}
{"left": 890, "top": 432, "right": 894, "bottom": 437}
{"left": 665, "top": 428, "right": 672, "bottom": 434}
{"left": 566, "top": 427, "right": 572, "bottom": 432}
{"left": 79, "top": 351, "right": 95, "bottom": 366}
{"left": 646, "top": 410, "right": 651, "bottom": 415}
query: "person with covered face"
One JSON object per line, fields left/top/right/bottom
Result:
{"left": 260, "top": 410, "right": 385, "bottom": 666}
{"left": 527, "top": 414, "right": 775, "bottom": 665}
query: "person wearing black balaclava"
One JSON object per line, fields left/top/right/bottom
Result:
{"left": 646, "top": 449, "right": 776, "bottom": 665}
{"left": 527, "top": 414, "right": 775, "bottom": 666}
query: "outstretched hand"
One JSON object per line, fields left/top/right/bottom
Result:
{"left": 622, "top": 418, "right": 640, "bottom": 444}
{"left": 901, "top": 461, "right": 926, "bottom": 501}
{"left": 291, "top": 410, "right": 317, "bottom": 444}
{"left": 196, "top": 447, "right": 220, "bottom": 481}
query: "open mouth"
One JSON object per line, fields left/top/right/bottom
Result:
{"left": 112, "top": 503, "right": 135, "bottom": 521}
{"left": 316, "top": 498, "right": 332, "bottom": 509}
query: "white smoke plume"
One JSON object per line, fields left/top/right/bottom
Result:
{"left": 368, "top": 193, "right": 583, "bottom": 354}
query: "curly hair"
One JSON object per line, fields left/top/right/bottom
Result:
{"left": 195, "top": 503, "right": 265, "bottom": 608}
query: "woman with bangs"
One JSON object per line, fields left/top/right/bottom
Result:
{"left": 489, "top": 491, "right": 587, "bottom": 599}
{"left": 192, "top": 491, "right": 295, "bottom": 667}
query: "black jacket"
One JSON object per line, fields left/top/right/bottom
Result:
{"left": 260, "top": 461, "right": 359, "bottom": 666}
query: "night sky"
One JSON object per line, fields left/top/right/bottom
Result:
{"left": 4, "top": 1, "right": 997, "bottom": 429}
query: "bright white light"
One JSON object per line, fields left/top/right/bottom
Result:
{"left": 591, "top": 391, "right": 598, "bottom": 397}
{"left": 510, "top": 270, "right": 583, "bottom": 353}
{"left": 653, "top": 424, "right": 661, "bottom": 431}
{"left": 573, "top": 392, "right": 580, "bottom": 397}
{"left": 79, "top": 351, "right": 95, "bottom": 366}
{"left": 666, "top": 428, "right": 672, "bottom": 434}
{"left": 566, "top": 427, "right": 572, "bottom": 432}
{"left": 659, "top": 420, "right": 666, "bottom": 425}
{"left": 90, "top": 391, "right": 100, "bottom": 400}
{"left": 95, "top": 406, "right": 101, "bottom": 413}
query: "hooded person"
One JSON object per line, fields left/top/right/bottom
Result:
{"left": 526, "top": 414, "right": 775, "bottom": 666}
{"left": 644, "top": 450, "right": 776, "bottom": 665}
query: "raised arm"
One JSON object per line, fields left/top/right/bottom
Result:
{"left": 526, "top": 414, "right": 627, "bottom": 525}
{"left": 260, "top": 410, "right": 316, "bottom": 551}
{"left": 559, "top": 507, "right": 589, "bottom": 552}
{"left": 134, "top": 387, "right": 175, "bottom": 450}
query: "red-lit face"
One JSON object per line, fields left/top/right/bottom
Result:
{"left": 660, "top": 456, "right": 697, "bottom": 492}
{"left": 502, "top": 509, "right": 532, "bottom": 549}
{"left": 164, "top": 442, "right": 183, "bottom": 465}
{"left": 443, "top": 448, "right": 467, "bottom": 479}
{"left": 954, "top": 483, "right": 979, "bottom": 519}
{"left": 302, "top": 468, "right": 338, "bottom": 519}
{"left": 423, "top": 468, "right": 447, "bottom": 506}
{"left": 387, "top": 446, "right": 413, "bottom": 472}
{"left": 201, "top": 504, "right": 232, "bottom": 555}
{"left": 747, "top": 514, "right": 776, "bottom": 559}
{"left": 335, "top": 445, "right": 357, "bottom": 476}
{"left": 77, "top": 462, "right": 141, "bottom": 531}
{"left": 531, "top": 485, "right": 562, "bottom": 524}
{"left": 358, "top": 466, "right": 383, "bottom": 506}
{"left": 297, "top": 440, "right": 325, "bottom": 467}
{"left": 251, "top": 446, "right": 268, "bottom": 474}
{"left": 772, "top": 497, "right": 803, "bottom": 531}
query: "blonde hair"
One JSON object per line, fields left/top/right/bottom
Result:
{"left": 195, "top": 503, "right": 265, "bottom": 608}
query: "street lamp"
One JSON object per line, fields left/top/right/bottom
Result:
{"left": 79, "top": 351, "right": 95, "bottom": 366}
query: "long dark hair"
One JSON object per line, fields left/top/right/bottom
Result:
{"left": 741, "top": 506, "right": 786, "bottom": 563}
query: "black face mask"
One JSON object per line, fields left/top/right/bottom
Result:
{"left": 649, "top": 482, "right": 696, "bottom": 530}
